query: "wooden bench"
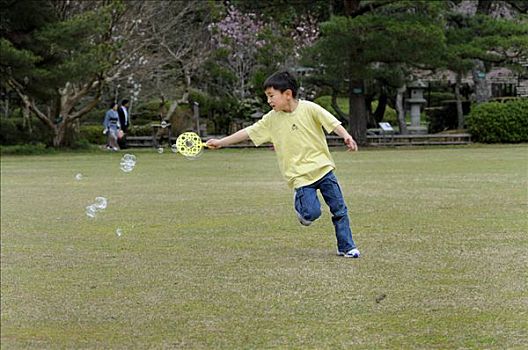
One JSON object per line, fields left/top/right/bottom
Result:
{"left": 126, "top": 133, "right": 471, "bottom": 148}
{"left": 126, "top": 135, "right": 177, "bottom": 147}
{"left": 126, "top": 136, "right": 155, "bottom": 147}
{"left": 366, "top": 133, "right": 472, "bottom": 146}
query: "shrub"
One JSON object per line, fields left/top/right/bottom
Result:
{"left": 0, "top": 118, "right": 22, "bottom": 145}
{"left": 426, "top": 100, "right": 471, "bottom": 133}
{"left": 466, "top": 98, "right": 528, "bottom": 143}
{"left": 0, "top": 115, "right": 53, "bottom": 146}
{"left": 0, "top": 143, "right": 54, "bottom": 155}
{"left": 79, "top": 124, "right": 106, "bottom": 144}
{"left": 127, "top": 124, "right": 153, "bottom": 136}
{"left": 427, "top": 92, "right": 455, "bottom": 107}
{"left": 79, "top": 123, "right": 156, "bottom": 144}
{"left": 82, "top": 107, "right": 107, "bottom": 124}
{"left": 70, "top": 138, "right": 99, "bottom": 150}
{"left": 133, "top": 99, "right": 167, "bottom": 125}
{"left": 371, "top": 100, "right": 397, "bottom": 125}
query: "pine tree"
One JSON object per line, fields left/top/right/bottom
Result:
{"left": 1, "top": 1, "right": 140, "bottom": 147}
{"left": 305, "top": 0, "right": 446, "bottom": 144}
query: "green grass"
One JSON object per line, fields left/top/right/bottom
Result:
{"left": 1, "top": 145, "right": 527, "bottom": 349}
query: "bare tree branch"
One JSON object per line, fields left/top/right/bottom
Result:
{"left": 7, "top": 78, "right": 54, "bottom": 129}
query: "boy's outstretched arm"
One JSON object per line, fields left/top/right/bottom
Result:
{"left": 205, "top": 129, "right": 250, "bottom": 149}
{"left": 333, "top": 125, "right": 358, "bottom": 151}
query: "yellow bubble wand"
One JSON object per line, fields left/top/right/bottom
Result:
{"left": 175, "top": 132, "right": 209, "bottom": 158}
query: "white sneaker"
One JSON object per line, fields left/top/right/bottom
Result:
{"left": 337, "top": 248, "right": 361, "bottom": 258}
{"left": 296, "top": 211, "right": 313, "bottom": 226}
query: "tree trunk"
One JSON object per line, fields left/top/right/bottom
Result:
{"left": 9, "top": 76, "right": 102, "bottom": 148}
{"left": 454, "top": 71, "right": 464, "bottom": 129}
{"left": 22, "top": 104, "right": 33, "bottom": 135}
{"left": 3, "top": 97, "right": 9, "bottom": 118}
{"left": 373, "top": 91, "right": 387, "bottom": 124}
{"left": 396, "top": 84, "right": 408, "bottom": 134}
{"left": 348, "top": 79, "right": 367, "bottom": 145}
{"left": 52, "top": 121, "right": 67, "bottom": 148}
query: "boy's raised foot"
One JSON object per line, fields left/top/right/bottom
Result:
{"left": 295, "top": 210, "right": 313, "bottom": 226}
{"left": 293, "top": 191, "right": 315, "bottom": 226}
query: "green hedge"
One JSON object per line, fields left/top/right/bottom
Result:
{"left": 0, "top": 116, "right": 53, "bottom": 145}
{"left": 427, "top": 92, "right": 456, "bottom": 107}
{"left": 371, "top": 100, "right": 398, "bottom": 125}
{"left": 427, "top": 100, "right": 471, "bottom": 133}
{"left": 0, "top": 143, "right": 53, "bottom": 155}
{"left": 127, "top": 124, "right": 153, "bottom": 136}
{"left": 79, "top": 124, "right": 154, "bottom": 145}
{"left": 466, "top": 98, "right": 528, "bottom": 143}
{"left": 79, "top": 125, "right": 106, "bottom": 144}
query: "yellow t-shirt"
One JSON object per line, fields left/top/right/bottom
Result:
{"left": 246, "top": 100, "right": 341, "bottom": 189}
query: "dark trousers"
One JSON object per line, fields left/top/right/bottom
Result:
{"left": 294, "top": 171, "right": 356, "bottom": 252}
{"left": 118, "top": 126, "right": 128, "bottom": 149}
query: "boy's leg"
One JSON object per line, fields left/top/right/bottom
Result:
{"left": 293, "top": 185, "right": 321, "bottom": 226}
{"left": 318, "top": 172, "right": 357, "bottom": 254}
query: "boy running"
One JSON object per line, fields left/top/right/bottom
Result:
{"left": 206, "top": 71, "right": 360, "bottom": 258}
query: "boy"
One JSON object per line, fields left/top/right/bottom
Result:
{"left": 205, "top": 71, "right": 360, "bottom": 258}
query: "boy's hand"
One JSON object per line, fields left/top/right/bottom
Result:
{"left": 103, "top": 128, "right": 108, "bottom": 135}
{"left": 332, "top": 125, "right": 358, "bottom": 152}
{"left": 205, "top": 139, "right": 222, "bottom": 149}
{"left": 344, "top": 135, "right": 358, "bottom": 152}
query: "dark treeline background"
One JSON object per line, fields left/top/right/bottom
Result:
{"left": 1, "top": 0, "right": 527, "bottom": 147}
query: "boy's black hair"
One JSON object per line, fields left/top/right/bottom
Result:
{"left": 263, "top": 71, "right": 298, "bottom": 98}
{"left": 121, "top": 99, "right": 129, "bottom": 105}
{"left": 110, "top": 102, "right": 118, "bottom": 108}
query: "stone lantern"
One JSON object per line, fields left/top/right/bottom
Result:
{"left": 407, "top": 80, "right": 428, "bottom": 134}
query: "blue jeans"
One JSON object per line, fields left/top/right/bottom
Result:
{"left": 294, "top": 171, "right": 357, "bottom": 252}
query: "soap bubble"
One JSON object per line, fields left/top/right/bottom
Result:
{"left": 157, "top": 147, "right": 164, "bottom": 154}
{"left": 120, "top": 163, "right": 134, "bottom": 172}
{"left": 123, "top": 154, "right": 136, "bottom": 162}
{"left": 116, "top": 228, "right": 123, "bottom": 237}
{"left": 85, "top": 205, "right": 97, "bottom": 218}
{"left": 120, "top": 154, "right": 136, "bottom": 172}
{"left": 75, "top": 173, "right": 83, "bottom": 181}
{"left": 94, "top": 196, "right": 107, "bottom": 210}
{"left": 85, "top": 196, "right": 108, "bottom": 218}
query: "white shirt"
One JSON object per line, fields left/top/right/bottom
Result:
{"left": 121, "top": 106, "right": 128, "bottom": 124}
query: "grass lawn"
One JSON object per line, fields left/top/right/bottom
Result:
{"left": 1, "top": 144, "right": 527, "bottom": 349}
